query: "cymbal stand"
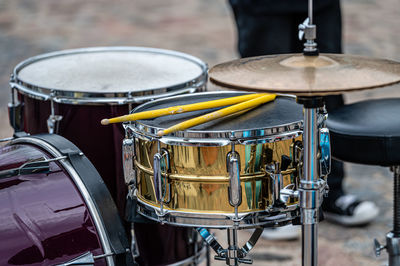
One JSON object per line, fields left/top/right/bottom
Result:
{"left": 298, "top": 1, "right": 325, "bottom": 265}
{"left": 297, "top": 97, "right": 326, "bottom": 266}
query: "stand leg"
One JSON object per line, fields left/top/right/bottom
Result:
{"left": 387, "top": 166, "right": 400, "bottom": 266}
{"left": 226, "top": 228, "right": 239, "bottom": 266}
{"left": 301, "top": 107, "right": 320, "bottom": 266}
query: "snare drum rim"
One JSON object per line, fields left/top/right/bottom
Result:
{"left": 10, "top": 46, "right": 208, "bottom": 105}
{"left": 125, "top": 91, "right": 303, "bottom": 146}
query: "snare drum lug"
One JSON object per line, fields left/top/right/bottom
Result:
{"left": 266, "top": 162, "right": 285, "bottom": 206}
{"left": 153, "top": 153, "right": 163, "bottom": 204}
{"left": 153, "top": 149, "right": 171, "bottom": 210}
{"left": 122, "top": 138, "right": 136, "bottom": 186}
{"left": 227, "top": 151, "right": 242, "bottom": 208}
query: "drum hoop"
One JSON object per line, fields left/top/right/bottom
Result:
{"left": 126, "top": 92, "right": 303, "bottom": 145}
{"left": 10, "top": 46, "right": 208, "bottom": 105}
{"left": 136, "top": 199, "right": 299, "bottom": 229}
{"left": 10, "top": 136, "right": 115, "bottom": 265}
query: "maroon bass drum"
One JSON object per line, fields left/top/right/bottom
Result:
{"left": 9, "top": 47, "right": 207, "bottom": 213}
{"left": 0, "top": 133, "right": 132, "bottom": 266}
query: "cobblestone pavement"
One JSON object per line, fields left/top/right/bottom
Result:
{"left": 0, "top": 1, "right": 399, "bottom": 265}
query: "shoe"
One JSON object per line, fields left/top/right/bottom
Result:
{"left": 323, "top": 194, "right": 379, "bottom": 226}
{"left": 261, "top": 225, "right": 300, "bottom": 240}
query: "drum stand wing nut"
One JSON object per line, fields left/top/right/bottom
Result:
{"left": 298, "top": 17, "right": 318, "bottom": 53}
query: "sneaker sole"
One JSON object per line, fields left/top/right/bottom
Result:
{"left": 324, "top": 202, "right": 379, "bottom": 226}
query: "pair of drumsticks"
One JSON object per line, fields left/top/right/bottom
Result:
{"left": 101, "top": 93, "right": 276, "bottom": 136}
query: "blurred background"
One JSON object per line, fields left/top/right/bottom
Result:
{"left": 0, "top": 0, "right": 399, "bottom": 265}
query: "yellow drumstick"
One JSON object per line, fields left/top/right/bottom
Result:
{"left": 100, "top": 93, "right": 267, "bottom": 125}
{"left": 157, "top": 94, "right": 276, "bottom": 136}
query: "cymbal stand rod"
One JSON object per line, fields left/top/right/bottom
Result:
{"left": 298, "top": 98, "right": 323, "bottom": 266}
{"left": 308, "top": 0, "right": 313, "bottom": 24}
{"left": 299, "top": 0, "right": 317, "bottom": 55}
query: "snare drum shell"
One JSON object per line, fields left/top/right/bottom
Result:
{"left": 128, "top": 92, "right": 303, "bottom": 226}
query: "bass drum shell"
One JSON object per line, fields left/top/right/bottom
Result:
{"left": 0, "top": 134, "right": 131, "bottom": 266}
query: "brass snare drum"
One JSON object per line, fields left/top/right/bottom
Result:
{"left": 124, "top": 91, "right": 304, "bottom": 228}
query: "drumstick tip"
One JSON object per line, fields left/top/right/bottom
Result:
{"left": 157, "top": 130, "right": 164, "bottom": 136}
{"left": 101, "top": 119, "right": 110, "bottom": 125}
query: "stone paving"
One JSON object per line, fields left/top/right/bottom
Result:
{"left": 0, "top": 1, "right": 399, "bottom": 265}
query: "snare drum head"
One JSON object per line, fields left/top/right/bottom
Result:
{"left": 129, "top": 91, "right": 303, "bottom": 144}
{"left": 12, "top": 47, "right": 207, "bottom": 102}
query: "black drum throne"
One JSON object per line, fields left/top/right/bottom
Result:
{"left": 326, "top": 98, "right": 400, "bottom": 265}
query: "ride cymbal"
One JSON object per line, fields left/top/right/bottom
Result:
{"left": 209, "top": 54, "right": 400, "bottom": 96}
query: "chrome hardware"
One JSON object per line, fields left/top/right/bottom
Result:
{"left": 298, "top": 18, "right": 316, "bottom": 41}
{"left": 122, "top": 138, "right": 136, "bottom": 186}
{"left": 47, "top": 92, "right": 63, "bottom": 134}
{"left": 298, "top": 0, "right": 318, "bottom": 54}
{"left": 319, "top": 128, "right": 331, "bottom": 177}
{"left": 197, "top": 227, "right": 263, "bottom": 265}
{"left": 153, "top": 153, "right": 163, "bottom": 203}
{"left": 374, "top": 239, "right": 386, "bottom": 257}
{"left": 266, "top": 162, "right": 283, "bottom": 205}
{"left": 227, "top": 151, "right": 242, "bottom": 208}
{"left": 58, "top": 251, "right": 115, "bottom": 266}
{"left": 280, "top": 184, "right": 299, "bottom": 204}
{"left": 153, "top": 148, "right": 171, "bottom": 214}
{"left": 47, "top": 115, "right": 63, "bottom": 134}
{"left": 0, "top": 156, "right": 67, "bottom": 179}
{"left": 61, "top": 252, "right": 115, "bottom": 266}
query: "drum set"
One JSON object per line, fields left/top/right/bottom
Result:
{"left": 1, "top": 2, "right": 400, "bottom": 266}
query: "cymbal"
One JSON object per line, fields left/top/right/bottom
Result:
{"left": 209, "top": 54, "right": 400, "bottom": 96}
